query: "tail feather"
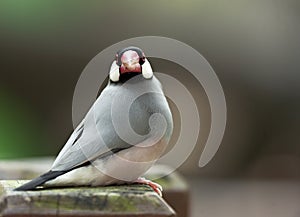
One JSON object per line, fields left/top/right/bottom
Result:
{"left": 14, "top": 170, "right": 66, "bottom": 191}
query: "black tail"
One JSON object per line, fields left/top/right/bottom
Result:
{"left": 14, "top": 170, "right": 66, "bottom": 191}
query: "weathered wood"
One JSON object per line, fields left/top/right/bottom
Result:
{"left": 0, "top": 180, "right": 175, "bottom": 217}
{"left": 0, "top": 159, "right": 189, "bottom": 217}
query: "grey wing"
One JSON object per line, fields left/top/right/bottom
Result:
{"left": 51, "top": 90, "right": 132, "bottom": 171}
{"left": 50, "top": 77, "right": 173, "bottom": 172}
{"left": 50, "top": 115, "right": 103, "bottom": 171}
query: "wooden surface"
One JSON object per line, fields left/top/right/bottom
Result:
{"left": 0, "top": 158, "right": 189, "bottom": 217}
{"left": 0, "top": 180, "right": 175, "bottom": 217}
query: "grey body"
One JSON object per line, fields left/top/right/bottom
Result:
{"left": 15, "top": 74, "right": 173, "bottom": 189}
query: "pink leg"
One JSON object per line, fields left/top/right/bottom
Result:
{"left": 134, "top": 177, "right": 163, "bottom": 197}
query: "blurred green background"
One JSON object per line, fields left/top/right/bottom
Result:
{"left": 0, "top": 0, "right": 299, "bottom": 179}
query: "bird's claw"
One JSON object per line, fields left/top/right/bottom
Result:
{"left": 134, "top": 177, "right": 163, "bottom": 197}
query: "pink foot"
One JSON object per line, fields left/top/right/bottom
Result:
{"left": 134, "top": 177, "right": 163, "bottom": 197}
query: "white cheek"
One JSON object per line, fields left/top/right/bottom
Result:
{"left": 109, "top": 61, "right": 120, "bottom": 82}
{"left": 110, "top": 69, "right": 120, "bottom": 82}
{"left": 142, "top": 59, "right": 153, "bottom": 79}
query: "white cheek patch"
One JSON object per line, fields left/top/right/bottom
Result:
{"left": 142, "top": 59, "right": 154, "bottom": 79}
{"left": 109, "top": 61, "right": 120, "bottom": 82}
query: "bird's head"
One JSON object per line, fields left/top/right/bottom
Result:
{"left": 109, "top": 46, "right": 153, "bottom": 82}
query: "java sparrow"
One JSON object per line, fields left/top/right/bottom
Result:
{"left": 15, "top": 47, "right": 173, "bottom": 196}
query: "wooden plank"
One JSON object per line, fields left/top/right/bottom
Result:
{"left": 1, "top": 159, "right": 189, "bottom": 216}
{"left": 0, "top": 180, "right": 175, "bottom": 217}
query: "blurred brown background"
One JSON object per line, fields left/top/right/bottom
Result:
{"left": 0, "top": 0, "right": 299, "bottom": 180}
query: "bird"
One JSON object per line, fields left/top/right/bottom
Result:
{"left": 14, "top": 46, "right": 173, "bottom": 196}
